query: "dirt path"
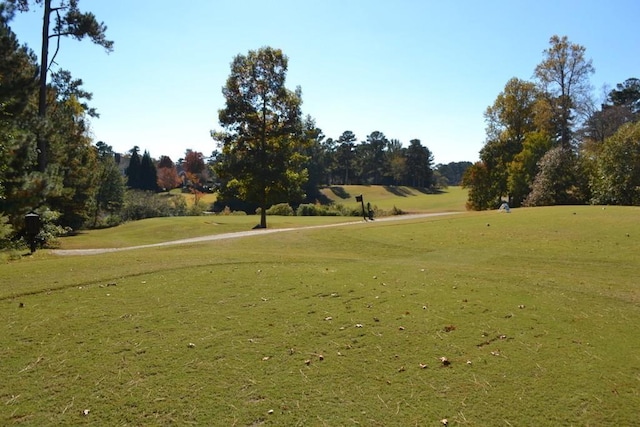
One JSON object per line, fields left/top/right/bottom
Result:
{"left": 52, "top": 212, "right": 461, "bottom": 256}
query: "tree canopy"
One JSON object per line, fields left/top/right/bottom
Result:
{"left": 213, "top": 47, "right": 307, "bottom": 228}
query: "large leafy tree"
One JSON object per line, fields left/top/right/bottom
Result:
{"left": 608, "top": 77, "right": 640, "bottom": 115}
{"left": 385, "top": 138, "right": 406, "bottom": 185}
{"left": 589, "top": 121, "right": 640, "bottom": 205}
{"left": 534, "top": 35, "right": 594, "bottom": 149}
{"left": 156, "top": 155, "right": 181, "bottom": 191}
{"left": 524, "top": 146, "right": 585, "bottom": 206}
{"left": 335, "top": 130, "right": 357, "bottom": 185}
{"left": 300, "top": 115, "right": 327, "bottom": 199}
{"left": 466, "top": 78, "right": 541, "bottom": 208}
{"left": 92, "top": 141, "right": 124, "bottom": 226}
{"left": 7, "top": 0, "right": 113, "bottom": 171}
{"left": 462, "top": 161, "right": 494, "bottom": 210}
{"left": 32, "top": 69, "right": 107, "bottom": 229}
{"left": 360, "top": 131, "right": 388, "bottom": 184}
{"left": 213, "top": 47, "right": 306, "bottom": 228}
{"left": 405, "top": 139, "right": 433, "bottom": 187}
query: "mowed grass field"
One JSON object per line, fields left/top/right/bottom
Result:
{"left": 319, "top": 185, "right": 468, "bottom": 213}
{"left": 1, "top": 193, "right": 639, "bottom": 425}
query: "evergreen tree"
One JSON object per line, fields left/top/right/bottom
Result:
{"left": 125, "top": 146, "right": 141, "bottom": 189}
{"left": 139, "top": 150, "right": 158, "bottom": 191}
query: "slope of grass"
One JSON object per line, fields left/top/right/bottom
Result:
{"left": 319, "top": 185, "right": 468, "bottom": 213}
{"left": 1, "top": 206, "right": 639, "bottom": 425}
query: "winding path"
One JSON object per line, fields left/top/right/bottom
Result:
{"left": 52, "top": 212, "right": 461, "bottom": 256}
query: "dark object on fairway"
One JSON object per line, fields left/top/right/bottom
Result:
{"left": 367, "top": 202, "right": 374, "bottom": 221}
{"left": 25, "top": 211, "right": 41, "bottom": 254}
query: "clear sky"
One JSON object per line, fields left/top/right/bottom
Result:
{"left": 8, "top": 0, "right": 640, "bottom": 164}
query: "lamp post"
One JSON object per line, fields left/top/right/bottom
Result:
{"left": 25, "top": 212, "right": 41, "bottom": 253}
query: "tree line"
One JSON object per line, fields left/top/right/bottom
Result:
{"left": 463, "top": 35, "right": 640, "bottom": 209}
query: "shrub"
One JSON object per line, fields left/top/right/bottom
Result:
{"left": 187, "top": 201, "right": 208, "bottom": 216}
{"left": 332, "top": 203, "right": 363, "bottom": 217}
{"left": 296, "top": 203, "right": 339, "bottom": 216}
{"left": 121, "top": 190, "right": 187, "bottom": 221}
{"left": 390, "top": 205, "right": 405, "bottom": 215}
{"left": 266, "top": 203, "right": 294, "bottom": 216}
{"left": 35, "top": 208, "right": 70, "bottom": 249}
{"left": 296, "top": 203, "right": 319, "bottom": 216}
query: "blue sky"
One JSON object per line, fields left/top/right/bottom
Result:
{"left": 9, "top": 0, "right": 640, "bottom": 164}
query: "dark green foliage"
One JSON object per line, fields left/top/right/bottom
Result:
{"left": 125, "top": 147, "right": 141, "bottom": 189}
{"left": 436, "top": 161, "right": 472, "bottom": 186}
{"left": 93, "top": 153, "right": 125, "bottom": 226}
{"left": 139, "top": 150, "right": 158, "bottom": 192}
{"left": 0, "top": 17, "right": 38, "bottom": 204}
{"left": 0, "top": 14, "right": 37, "bottom": 121}
{"left": 334, "top": 130, "right": 357, "bottom": 185}
{"left": 404, "top": 139, "right": 434, "bottom": 187}
{"left": 608, "top": 77, "right": 640, "bottom": 115}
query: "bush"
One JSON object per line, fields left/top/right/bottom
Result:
{"left": 332, "top": 203, "right": 362, "bottom": 217}
{"left": 389, "top": 205, "right": 405, "bottom": 215}
{"left": 265, "top": 203, "right": 294, "bottom": 216}
{"left": 35, "top": 208, "right": 70, "bottom": 249}
{"left": 187, "top": 201, "right": 208, "bottom": 216}
{"left": 296, "top": 203, "right": 339, "bottom": 216}
{"left": 121, "top": 190, "right": 187, "bottom": 221}
{"left": 296, "top": 203, "right": 319, "bottom": 216}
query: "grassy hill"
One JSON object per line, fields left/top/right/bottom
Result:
{"left": 1, "top": 202, "right": 639, "bottom": 425}
{"left": 173, "top": 185, "right": 468, "bottom": 213}
{"left": 319, "top": 185, "right": 468, "bottom": 213}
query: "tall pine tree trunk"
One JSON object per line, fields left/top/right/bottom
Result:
{"left": 37, "top": 0, "right": 51, "bottom": 172}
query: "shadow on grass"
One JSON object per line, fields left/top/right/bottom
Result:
{"left": 383, "top": 186, "right": 414, "bottom": 197}
{"left": 382, "top": 186, "right": 446, "bottom": 196}
{"left": 413, "top": 187, "right": 446, "bottom": 195}
{"left": 328, "top": 186, "right": 351, "bottom": 199}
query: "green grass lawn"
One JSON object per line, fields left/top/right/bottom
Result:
{"left": 1, "top": 204, "right": 639, "bottom": 425}
{"left": 53, "top": 186, "right": 467, "bottom": 250}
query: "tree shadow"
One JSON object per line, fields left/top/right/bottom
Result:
{"left": 328, "top": 186, "right": 351, "bottom": 199}
{"left": 413, "top": 187, "right": 446, "bottom": 195}
{"left": 383, "top": 186, "right": 414, "bottom": 197}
